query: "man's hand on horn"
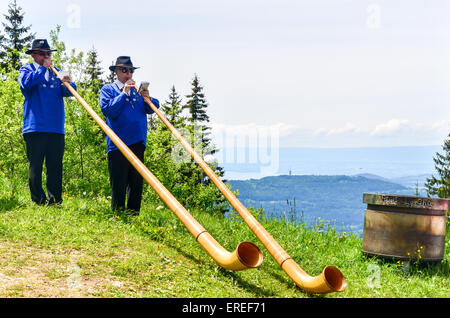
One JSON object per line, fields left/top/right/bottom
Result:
{"left": 123, "top": 79, "right": 136, "bottom": 95}
{"left": 140, "top": 87, "right": 150, "bottom": 99}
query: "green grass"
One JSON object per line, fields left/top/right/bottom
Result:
{"left": 0, "top": 183, "right": 448, "bottom": 298}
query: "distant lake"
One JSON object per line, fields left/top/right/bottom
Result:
{"left": 216, "top": 146, "right": 440, "bottom": 180}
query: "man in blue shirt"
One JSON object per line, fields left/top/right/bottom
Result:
{"left": 100, "top": 56, "right": 160, "bottom": 214}
{"left": 18, "top": 39, "right": 77, "bottom": 205}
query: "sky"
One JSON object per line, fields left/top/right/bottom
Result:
{"left": 2, "top": 0, "right": 450, "bottom": 149}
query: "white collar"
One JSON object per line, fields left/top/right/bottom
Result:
{"left": 33, "top": 62, "right": 42, "bottom": 70}
{"left": 114, "top": 80, "right": 125, "bottom": 89}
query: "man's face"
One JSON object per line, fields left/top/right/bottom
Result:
{"left": 31, "top": 50, "right": 51, "bottom": 65}
{"left": 115, "top": 67, "right": 134, "bottom": 83}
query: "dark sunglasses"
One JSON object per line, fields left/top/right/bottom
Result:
{"left": 120, "top": 67, "right": 134, "bottom": 74}
{"left": 36, "top": 51, "right": 51, "bottom": 56}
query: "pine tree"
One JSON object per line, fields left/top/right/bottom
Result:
{"left": 182, "top": 74, "right": 226, "bottom": 187}
{"left": 0, "top": 31, "right": 5, "bottom": 70}
{"left": 161, "top": 85, "right": 184, "bottom": 128}
{"left": 184, "top": 74, "right": 209, "bottom": 123}
{"left": 107, "top": 59, "right": 116, "bottom": 83}
{"left": 425, "top": 133, "right": 450, "bottom": 198}
{"left": 1, "top": 0, "right": 35, "bottom": 71}
{"left": 183, "top": 74, "right": 213, "bottom": 151}
{"left": 84, "top": 46, "right": 104, "bottom": 93}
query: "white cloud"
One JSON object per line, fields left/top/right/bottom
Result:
{"left": 325, "top": 122, "right": 364, "bottom": 136}
{"left": 313, "top": 122, "right": 368, "bottom": 136}
{"left": 211, "top": 122, "right": 297, "bottom": 137}
{"left": 367, "top": 119, "right": 448, "bottom": 138}
{"left": 298, "top": 119, "right": 449, "bottom": 147}
{"left": 431, "top": 120, "right": 448, "bottom": 131}
{"left": 370, "top": 119, "right": 410, "bottom": 137}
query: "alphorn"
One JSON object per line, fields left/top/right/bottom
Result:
{"left": 138, "top": 86, "right": 347, "bottom": 294}
{"left": 51, "top": 66, "right": 263, "bottom": 271}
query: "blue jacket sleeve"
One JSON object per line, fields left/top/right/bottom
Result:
{"left": 61, "top": 82, "right": 77, "bottom": 97}
{"left": 100, "top": 85, "right": 128, "bottom": 119}
{"left": 18, "top": 64, "right": 46, "bottom": 91}
{"left": 145, "top": 97, "right": 160, "bottom": 115}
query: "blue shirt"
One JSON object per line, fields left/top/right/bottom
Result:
{"left": 99, "top": 81, "right": 160, "bottom": 153}
{"left": 18, "top": 63, "right": 77, "bottom": 135}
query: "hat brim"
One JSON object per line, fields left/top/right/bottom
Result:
{"left": 109, "top": 65, "right": 139, "bottom": 72}
{"left": 26, "top": 48, "right": 57, "bottom": 55}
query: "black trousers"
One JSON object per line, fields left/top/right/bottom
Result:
{"left": 23, "top": 132, "right": 65, "bottom": 205}
{"left": 107, "top": 142, "right": 145, "bottom": 213}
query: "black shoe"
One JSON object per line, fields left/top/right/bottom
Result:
{"left": 126, "top": 208, "right": 140, "bottom": 216}
{"left": 47, "top": 197, "right": 62, "bottom": 207}
{"left": 33, "top": 198, "right": 48, "bottom": 206}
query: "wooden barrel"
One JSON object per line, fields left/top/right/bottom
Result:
{"left": 362, "top": 193, "right": 449, "bottom": 262}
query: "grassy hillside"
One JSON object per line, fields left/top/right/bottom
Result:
{"left": 0, "top": 183, "right": 449, "bottom": 298}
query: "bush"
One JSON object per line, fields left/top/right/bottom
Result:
{"left": 144, "top": 121, "right": 229, "bottom": 213}
{"left": 0, "top": 70, "right": 28, "bottom": 194}
{"left": 63, "top": 88, "right": 110, "bottom": 196}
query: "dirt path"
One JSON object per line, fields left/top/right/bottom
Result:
{"left": 0, "top": 239, "right": 127, "bottom": 297}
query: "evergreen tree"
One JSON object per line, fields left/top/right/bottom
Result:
{"left": 425, "top": 133, "right": 450, "bottom": 198}
{"left": 1, "top": 0, "right": 35, "bottom": 71}
{"left": 0, "top": 31, "right": 5, "bottom": 69}
{"left": 84, "top": 46, "right": 104, "bottom": 93}
{"left": 107, "top": 60, "right": 116, "bottom": 83}
{"left": 182, "top": 74, "right": 226, "bottom": 190}
{"left": 161, "top": 85, "right": 184, "bottom": 128}
{"left": 183, "top": 74, "right": 213, "bottom": 151}
{"left": 184, "top": 74, "right": 209, "bottom": 123}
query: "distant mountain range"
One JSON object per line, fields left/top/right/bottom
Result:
{"left": 226, "top": 174, "right": 425, "bottom": 234}
{"left": 354, "top": 173, "right": 432, "bottom": 193}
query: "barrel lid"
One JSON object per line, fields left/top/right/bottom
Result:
{"left": 363, "top": 193, "right": 449, "bottom": 210}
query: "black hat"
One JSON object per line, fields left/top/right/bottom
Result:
{"left": 26, "top": 39, "right": 56, "bottom": 55}
{"left": 109, "top": 56, "right": 139, "bottom": 72}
